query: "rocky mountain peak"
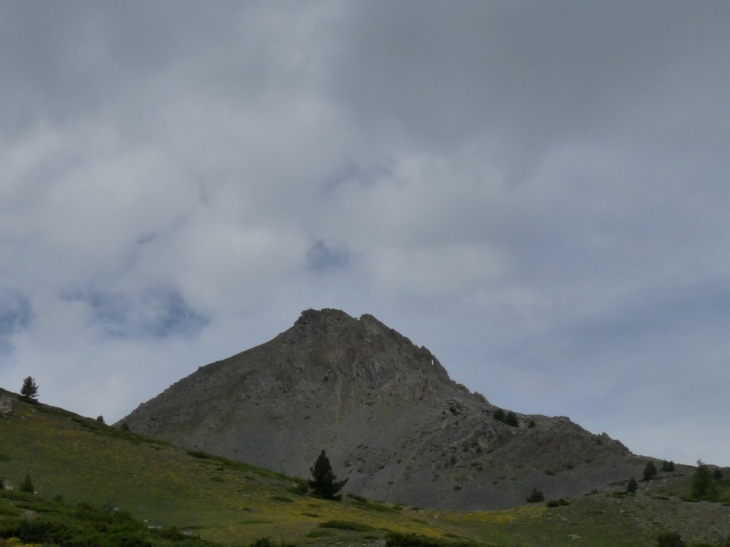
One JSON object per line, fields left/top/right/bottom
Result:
{"left": 273, "top": 308, "right": 451, "bottom": 389}
{"left": 121, "top": 308, "right": 638, "bottom": 511}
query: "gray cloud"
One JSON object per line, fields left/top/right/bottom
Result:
{"left": 0, "top": 1, "right": 729, "bottom": 466}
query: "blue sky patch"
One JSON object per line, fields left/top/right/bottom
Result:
{"left": 67, "top": 287, "right": 209, "bottom": 339}
{"left": 0, "top": 290, "right": 32, "bottom": 336}
{"left": 306, "top": 240, "right": 350, "bottom": 272}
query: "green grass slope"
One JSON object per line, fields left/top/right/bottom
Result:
{"left": 1, "top": 391, "right": 729, "bottom": 547}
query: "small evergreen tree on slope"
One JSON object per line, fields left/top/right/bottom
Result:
{"left": 20, "top": 376, "right": 39, "bottom": 404}
{"left": 309, "top": 449, "right": 348, "bottom": 500}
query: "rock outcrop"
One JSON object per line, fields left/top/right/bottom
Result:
{"left": 121, "top": 308, "right": 641, "bottom": 510}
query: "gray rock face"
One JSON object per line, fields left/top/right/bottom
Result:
{"left": 121, "top": 308, "right": 642, "bottom": 510}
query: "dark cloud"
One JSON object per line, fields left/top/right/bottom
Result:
{"left": 329, "top": 1, "right": 730, "bottom": 176}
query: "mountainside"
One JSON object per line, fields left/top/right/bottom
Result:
{"left": 122, "top": 308, "right": 645, "bottom": 510}
{"left": 4, "top": 387, "right": 730, "bottom": 547}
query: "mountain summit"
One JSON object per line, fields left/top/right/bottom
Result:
{"left": 122, "top": 308, "right": 641, "bottom": 510}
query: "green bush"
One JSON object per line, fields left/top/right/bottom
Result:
{"left": 661, "top": 460, "right": 676, "bottom": 472}
{"left": 546, "top": 499, "right": 560, "bottom": 508}
{"left": 627, "top": 477, "right": 638, "bottom": 494}
{"left": 492, "top": 409, "right": 505, "bottom": 422}
{"left": 0, "top": 495, "right": 219, "bottom": 547}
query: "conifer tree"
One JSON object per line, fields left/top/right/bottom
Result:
{"left": 20, "top": 376, "right": 39, "bottom": 404}
{"left": 642, "top": 461, "right": 657, "bottom": 482}
{"left": 661, "top": 460, "right": 675, "bottom": 472}
{"left": 525, "top": 487, "right": 544, "bottom": 503}
{"left": 627, "top": 477, "right": 638, "bottom": 494}
{"left": 691, "top": 460, "right": 717, "bottom": 500}
{"left": 504, "top": 411, "right": 519, "bottom": 427}
{"left": 19, "top": 473, "right": 34, "bottom": 494}
{"left": 308, "top": 449, "right": 348, "bottom": 500}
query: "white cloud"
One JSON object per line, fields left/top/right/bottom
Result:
{"left": 369, "top": 244, "right": 505, "bottom": 297}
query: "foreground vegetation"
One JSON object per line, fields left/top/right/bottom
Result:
{"left": 1, "top": 391, "right": 730, "bottom": 546}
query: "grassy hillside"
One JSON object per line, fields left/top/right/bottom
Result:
{"left": 1, "top": 392, "right": 729, "bottom": 547}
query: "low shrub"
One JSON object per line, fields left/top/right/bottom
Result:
{"left": 546, "top": 499, "right": 569, "bottom": 507}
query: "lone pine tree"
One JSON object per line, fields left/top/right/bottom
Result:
{"left": 20, "top": 376, "right": 39, "bottom": 404}
{"left": 309, "top": 449, "right": 348, "bottom": 500}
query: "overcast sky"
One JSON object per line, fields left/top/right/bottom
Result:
{"left": 2, "top": 1, "right": 729, "bottom": 467}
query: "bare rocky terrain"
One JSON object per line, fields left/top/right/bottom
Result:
{"left": 121, "top": 308, "right": 652, "bottom": 510}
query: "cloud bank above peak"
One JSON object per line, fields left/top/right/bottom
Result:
{"left": 1, "top": 1, "right": 730, "bottom": 466}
